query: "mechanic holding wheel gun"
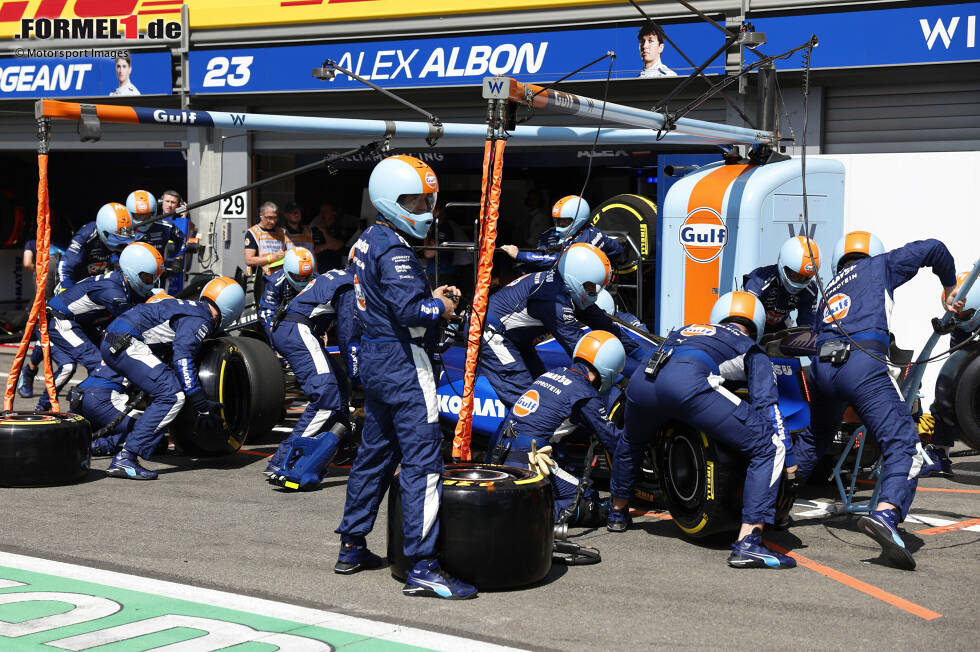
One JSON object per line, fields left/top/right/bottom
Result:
{"left": 608, "top": 291, "right": 798, "bottom": 569}
{"left": 335, "top": 155, "right": 477, "bottom": 600}
{"left": 490, "top": 330, "right": 625, "bottom": 529}
{"left": 742, "top": 236, "right": 821, "bottom": 334}
{"left": 99, "top": 277, "right": 245, "bottom": 480}
{"left": 794, "top": 231, "right": 960, "bottom": 570}
{"left": 264, "top": 247, "right": 361, "bottom": 490}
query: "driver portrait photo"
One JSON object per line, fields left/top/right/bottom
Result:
{"left": 110, "top": 53, "right": 140, "bottom": 96}
{"left": 637, "top": 21, "right": 677, "bottom": 78}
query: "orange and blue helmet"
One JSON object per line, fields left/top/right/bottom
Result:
{"left": 777, "top": 236, "right": 820, "bottom": 294}
{"left": 126, "top": 190, "right": 158, "bottom": 231}
{"left": 832, "top": 231, "right": 884, "bottom": 274}
{"left": 284, "top": 246, "right": 316, "bottom": 290}
{"left": 200, "top": 276, "right": 245, "bottom": 329}
{"left": 557, "top": 242, "right": 612, "bottom": 310}
{"left": 119, "top": 241, "right": 164, "bottom": 297}
{"left": 710, "top": 290, "right": 766, "bottom": 342}
{"left": 949, "top": 271, "right": 980, "bottom": 333}
{"left": 96, "top": 202, "right": 139, "bottom": 250}
{"left": 368, "top": 155, "right": 438, "bottom": 240}
{"left": 573, "top": 330, "right": 626, "bottom": 393}
{"left": 552, "top": 195, "right": 591, "bottom": 239}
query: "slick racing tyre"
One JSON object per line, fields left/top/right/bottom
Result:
{"left": 171, "top": 336, "right": 285, "bottom": 456}
{"left": 603, "top": 392, "right": 660, "bottom": 502}
{"left": 934, "top": 343, "right": 980, "bottom": 450}
{"left": 656, "top": 422, "right": 743, "bottom": 539}
{"left": 0, "top": 412, "right": 91, "bottom": 486}
{"left": 387, "top": 463, "right": 553, "bottom": 590}
{"left": 590, "top": 193, "right": 657, "bottom": 274}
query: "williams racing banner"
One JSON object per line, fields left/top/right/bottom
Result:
{"left": 188, "top": 2, "right": 980, "bottom": 94}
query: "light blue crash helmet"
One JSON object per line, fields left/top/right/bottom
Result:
{"left": 595, "top": 288, "right": 616, "bottom": 315}
{"left": 557, "top": 242, "right": 612, "bottom": 310}
{"left": 573, "top": 330, "right": 626, "bottom": 393}
{"left": 96, "top": 202, "right": 140, "bottom": 250}
{"left": 126, "top": 190, "right": 158, "bottom": 232}
{"left": 368, "top": 155, "right": 438, "bottom": 240}
{"left": 831, "top": 231, "right": 884, "bottom": 274}
{"left": 710, "top": 290, "right": 766, "bottom": 342}
{"left": 200, "top": 277, "right": 246, "bottom": 329}
{"left": 118, "top": 242, "right": 164, "bottom": 297}
{"left": 283, "top": 247, "right": 316, "bottom": 290}
{"left": 552, "top": 195, "right": 591, "bottom": 240}
{"left": 777, "top": 236, "right": 820, "bottom": 294}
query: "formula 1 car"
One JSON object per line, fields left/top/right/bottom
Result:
{"left": 435, "top": 322, "right": 878, "bottom": 539}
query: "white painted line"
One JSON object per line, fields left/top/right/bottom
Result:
{"left": 791, "top": 500, "right": 980, "bottom": 533}
{"left": 0, "top": 552, "right": 524, "bottom": 652}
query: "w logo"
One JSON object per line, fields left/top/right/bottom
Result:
{"left": 482, "top": 77, "right": 509, "bottom": 99}
{"left": 920, "top": 17, "right": 969, "bottom": 50}
{"left": 787, "top": 223, "right": 817, "bottom": 239}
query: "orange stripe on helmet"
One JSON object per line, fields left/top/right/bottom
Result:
{"left": 293, "top": 246, "right": 315, "bottom": 275}
{"left": 108, "top": 202, "right": 132, "bottom": 228}
{"left": 566, "top": 242, "right": 612, "bottom": 286}
{"left": 201, "top": 276, "right": 238, "bottom": 303}
{"left": 130, "top": 241, "right": 165, "bottom": 274}
{"left": 131, "top": 190, "right": 152, "bottom": 215}
{"left": 844, "top": 231, "right": 872, "bottom": 257}
{"left": 728, "top": 290, "right": 759, "bottom": 322}
{"left": 391, "top": 155, "right": 438, "bottom": 193}
{"left": 146, "top": 292, "right": 174, "bottom": 304}
{"left": 574, "top": 330, "right": 616, "bottom": 366}
{"left": 795, "top": 236, "right": 820, "bottom": 275}
{"left": 552, "top": 195, "right": 578, "bottom": 218}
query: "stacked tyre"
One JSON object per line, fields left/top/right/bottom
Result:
{"left": 0, "top": 412, "right": 91, "bottom": 486}
{"left": 387, "top": 463, "right": 553, "bottom": 590}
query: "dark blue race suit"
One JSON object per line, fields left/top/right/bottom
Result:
{"left": 267, "top": 269, "right": 360, "bottom": 470}
{"left": 796, "top": 239, "right": 956, "bottom": 519}
{"left": 37, "top": 270, "right": 140, "bottom": 410}
{"left": 476, "top": 269, "right": 642, "bottom": 407}
{"left": 515, "top": 225, "right": 624, "bottom": 271}
{"left": 257, "top": 269, "right": 298, "bottom": 336}
{"left": 743, "top": 264, "right": 819, "bottom": 333}
{"left": 612, "top": 323, "right": 789, "bottom": 525}
{"left": 101, "top": 299, "right": 216, "bottom": 459}
{"left": 76, "top": 364, "right": 140, "bottom": 454}
{"left": 336, "top": 220, "right": 446, "bottom": 561}
{"left": 496, "top": 362, "right": 622, "bottom": 520}
{"left": 139, "top": 219, "right": 187, "bottom": 261}
{"left": 57, "top": 221, "right": 115, "bottom": 289}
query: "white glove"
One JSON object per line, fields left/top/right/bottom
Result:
{"left": 528, "top": 441, "right": 555, "bottom": 477}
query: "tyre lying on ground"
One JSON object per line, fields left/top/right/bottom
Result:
{"left": 170, "top": 336, "right": 285, "bottom": 456}
{"left": 387, "top": 463, "right": 553, "bottom": 590}
{"left": 0, "top": 412, "right": 91, "bottom": 486}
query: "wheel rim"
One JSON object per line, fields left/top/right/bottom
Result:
{"left": 667, "top": 435, "right": 700, "bottom": 503}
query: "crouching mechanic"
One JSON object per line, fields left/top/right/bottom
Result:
{"left": 265, "top": 250, "right": 359, "bottom": 489}
{"left": 795, "top": 231, "right": 958, "bottom": 570}
{"left": 609, "top": 291, "right": 797, "bottom": 569}
{"left": 743, "top": 236, "right": 820, "bottom": 334}
{"left": 336, "top": 154, "right": 477, "bottom": 600}
{"left": 100, "top": 278, "right": 245, "bottom": 480}
{"left": 257, "top": 247, "right": 312, "bottom": 336}
{"left": 491, "top": 330, "right": 625, "bottom": 527}
{"left": 36, "top": 241, "right": 164, "bottom": 411}
{"left": 478, "top": 242, "right": 642, "bottom": 408}
{"left": 500, "top": 195, "right": 624, "bottom": 271}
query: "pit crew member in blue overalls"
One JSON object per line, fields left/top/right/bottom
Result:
{"left": 264, "top": 248, "right": 359, "bottom": 485}
{"left": 608, "top": 291, "right": 798, "bottom": 569}
{"left": 100, "top": 277, "right": 245, "bottom": 480}
{"left": 79, "top": 293, "right": 175, "bottom": 457}
{"left": 924, "top": 271, "right": 978, "bottom": 478}
{"left": 35, "top": 241, "right": 163, "bottom": 412}
{"left": 335, "top": 155, "right": 476, "bottom": 600}
{"left": 795, "top": 231, "right": 959, "bottom": 570}
{"left": 126, "top": 190, "right": 187, "bottom": 277}
{"left": 477, "top": 242, "right": 641, "bottom": 408}
{"left": 493, "top": 330, "right": 625, "bottom": 527}
{"left": 499, "top": 195, "right": 624, "bottom": 271}
{"left": 257, "top": 246, "right": 313, "bottom": 337}
{"left": 743, "top": 236, "right": 820, "bottom": 334}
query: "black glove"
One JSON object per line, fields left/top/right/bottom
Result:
{"left": 186, "top": 387, "right": 222, "bottom": 415}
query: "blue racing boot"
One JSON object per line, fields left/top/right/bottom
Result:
{"left": 334, "top": 536, "right": 385, "bottom": 575}
{"left": 16, "top": 364, "right": 36, "bottom": 398}
{"left": 921, "top": 446, "right": 954, "bottom": 479}
{"left": 105, "top": 450, "right": 158, "bottom": 480}
{"left": 606, "top": 506, "right": 632, "bottom": 532}
{"left": 91, "top": 438, "right": 119, "bottom": 457}
{"left": 727, "top": 529, "right": 797, "bottom": 569}
{"left": 857, "top": 509, "right": 915, "bottom": 570}
{"left": 402, "top": 559, "right": 477, "bottom": 600}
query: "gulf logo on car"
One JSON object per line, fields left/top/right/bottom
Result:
{"left": 822, "top": 293, "right": 851, "bottom": 323}
{"left": 679, "top": 207, "right": 727, "bottom": 263}
{"left": 513, "top": 389, "right": 540, "bottom": 417}
{"left": 680, "top": 324, "right": 716, "bottom": 337}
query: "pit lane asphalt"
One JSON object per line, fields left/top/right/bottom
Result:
{"left": 1, "top": 352, "right": 977, "bottom": 650}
